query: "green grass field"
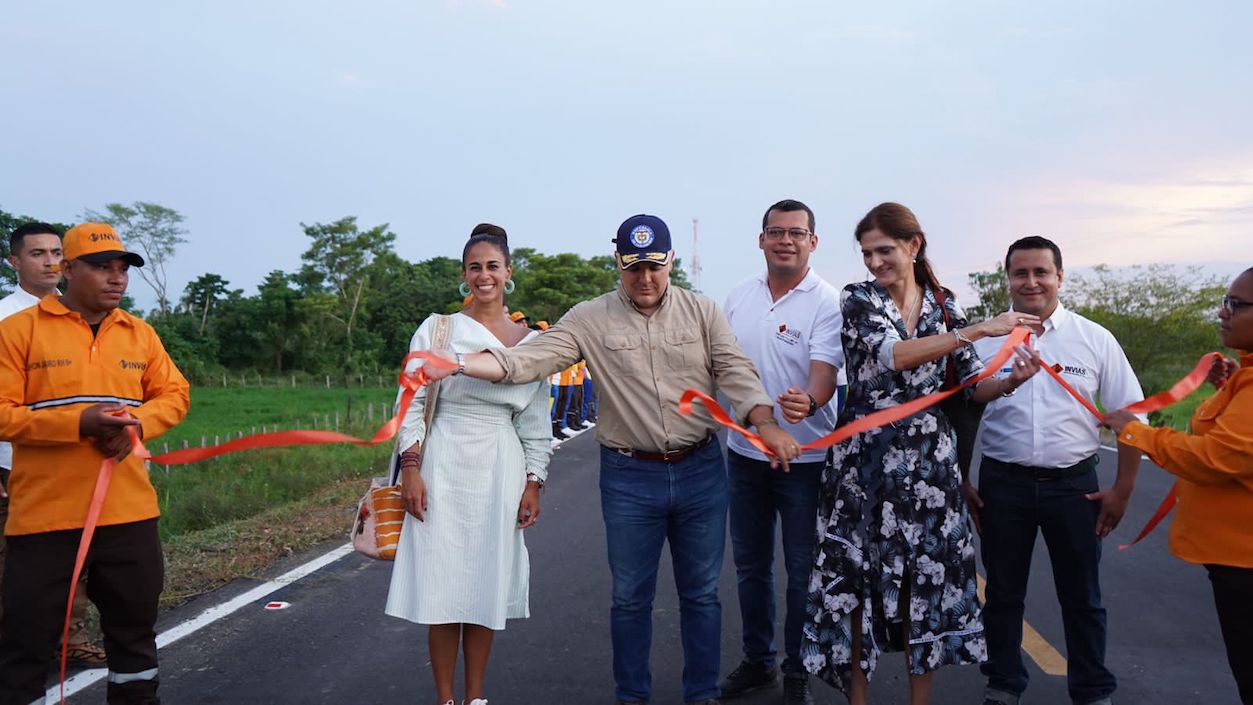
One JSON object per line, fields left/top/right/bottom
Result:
{"left": 149, "top": 386, "right": 400, "bottom": 539}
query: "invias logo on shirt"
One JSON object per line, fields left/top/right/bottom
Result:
{"left": 775, "top": 324, "right": 802, "bottom": 347}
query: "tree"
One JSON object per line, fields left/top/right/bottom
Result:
{"left": 180, "top": 273, "right": 231, "bottom": 335}
{"left": 83, "top": 202, "right": 188, "bottom": 315}
{"left": 508, "top": 249, "right": 619, "bottom": 323}
{"left": 966, "top": 263, "right": 1009, "bottom": 322}
{"left": 361, "top": 253, "right": 464, "bottom": 368}
{"left": 298, "top": 217, "right": 396, "bottom": 364}
{"left": 1064, "top": 264, "right": 1226, "bottom": 393}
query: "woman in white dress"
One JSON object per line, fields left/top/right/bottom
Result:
{"left": 385, "top": 224, "right": 553, "bottom": 705}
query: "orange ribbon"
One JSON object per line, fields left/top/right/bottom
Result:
{"left": 1113, "top": 352, "right": 1223, "bottom": 550}
{"left": 56, "top": 351, "right": 455, "bottom": 703}
{"left": 1040, "top": 352, "right": 1222, "bottom": 550}
{"left": 681, "top": 327, "right": 1032, "bottom": 456}
{"left": 680, "top": 334, "right": 1223, "bottom": 552}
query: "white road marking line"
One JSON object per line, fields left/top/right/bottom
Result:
{"left": 56, "top": 425, "right": 594, "bottom": 701}
{"left": 49, "top": 544, "right": 355, "bottom": 701}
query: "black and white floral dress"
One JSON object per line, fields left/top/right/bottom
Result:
{"left": 801, "top": 281, "right": 987, "bottom": 693}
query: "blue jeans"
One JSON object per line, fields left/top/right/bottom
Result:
{"left": 978, "top": 457, "right": 1116, "bottom": 704}
{"left": 727, "top": 449, "right": 824, "bottom": 674}
{"left": 600, "top": 439, "right": 729, "bottom": 704}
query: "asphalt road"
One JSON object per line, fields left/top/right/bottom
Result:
{"left": 64, "top": 431, "right": 1239, "bottom": 704}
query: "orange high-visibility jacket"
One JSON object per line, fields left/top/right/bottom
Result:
{"left": 0, "top": 296, "right": 190, "bottom": 535}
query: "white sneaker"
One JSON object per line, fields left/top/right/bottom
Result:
{"left": 464, "top": 700, "right": 488, "bottom": 705}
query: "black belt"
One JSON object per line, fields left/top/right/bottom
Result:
{"left": 609, "top": 435, "right": 714, "bottom": 464}
{"left": 982, "top": 454, "right": 1097, "bottom": 481}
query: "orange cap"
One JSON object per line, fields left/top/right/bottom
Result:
{"left": 509, "top": 310, "right": 528, "bottom": 322}
{"left": 63, "top": 223, "right": 145, "bottom": 267}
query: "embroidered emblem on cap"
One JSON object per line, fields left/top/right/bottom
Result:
{"left": 630, "top": 225, "right": 655, "bottom": 248}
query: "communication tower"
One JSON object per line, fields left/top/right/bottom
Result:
{"left": 690, "top": 218, "right": 702, "bottom": 290}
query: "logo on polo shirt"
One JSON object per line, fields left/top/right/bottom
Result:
{"left": 774, "top": 324, "right": 802, "bottom": 346}
{"left": 120, "top": 359, "right": 148, "bottom": 371}
{"left": 1061, "top": 364, "right": 1089, "bottom": 378}
{"left": 27, "top": 358, "right": 72, "bottom": 371}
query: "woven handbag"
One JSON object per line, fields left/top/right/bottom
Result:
{"left": 351, "top": 314, "right": 452, "bottom": 560}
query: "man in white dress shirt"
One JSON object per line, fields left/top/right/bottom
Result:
{"left": 964, "top": 236, "right": 1144, "bottom": 705}
{"left": 718, "top": 200, "right": 843, "bottom": 705}
{"left": 0, "top": 222, "right": 105, "bottom": 667}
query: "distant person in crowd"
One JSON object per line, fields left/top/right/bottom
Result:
{"left": 422, "top": 214, "right": 801, "bottom": 705}
{"left": 564, "top": 361, "right": 588, "bottom": 431}
{"left": 0, "top": 222, "right": 106, "bottom": 668}
{"left": 384, "top": 223, "right": 553, "bottom": 705}
{"left": 718, "top": 199, "right": 843, "bottom": 705}
{"left": 803, "top": 203, "right": 1042, "bottom": 705}
{"left": 0, "top": 223, "right": 190, "bottom": 705}
{"left": 1104, "top": 266, "right": 1253, "bottom": 705}
{"left": 551, "top": 363, "right": 578, "bottom": 438}
{"left": 510, "top": 310, "right": 530, "bottom": 329}
{"left": 967, "top": 236, "right": 1143, "bottom": 705}
{"left": 581, "top": 364, "right": 598, "bottom": 425}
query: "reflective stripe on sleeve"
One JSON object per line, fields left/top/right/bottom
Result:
{"left": 106, "top": 667, "right": 158, "bottom": 684}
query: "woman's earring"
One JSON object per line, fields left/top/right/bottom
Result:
{"left": 458, "top": 282, "right": 471, "bottom": 297}
{"left": 504, "top": 279, "right": 516, "bottom": 294}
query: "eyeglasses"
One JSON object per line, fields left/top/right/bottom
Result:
{"left": 1221, "top": 296, "right": 1252, "bottom": 316}
{"left": 763, "top": 227, "right": 813, "bottom": 241}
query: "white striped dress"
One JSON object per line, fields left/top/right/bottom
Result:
{"left": 385, "top": 313, "right": 554, "bottom": 629}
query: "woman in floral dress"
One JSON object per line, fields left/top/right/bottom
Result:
{"left": 802, "top": 203, "right": 1041, "bottom": 705}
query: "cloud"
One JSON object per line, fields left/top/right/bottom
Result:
{"left": 1012, "top": 160, "right": 1253, "bottom": 265}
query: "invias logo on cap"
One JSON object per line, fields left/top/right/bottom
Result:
{"left": 630, "top": 225, "right": 655, "bottom": 248}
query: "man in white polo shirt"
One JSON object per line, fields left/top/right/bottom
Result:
{"left": 965, "top": 236, "right": 1144, "bottom": 705}
{"left": 0, "top": 222, "right": 106, "bottom": 667}
{"left": 719, "top": 199, "right": 843, "bottom": 705}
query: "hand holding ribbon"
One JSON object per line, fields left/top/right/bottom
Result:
{"left": 56, "top": 350, "right": 457, "bottom": 704}
{"left": 681, "top": 327, "right": 1033, "bottom": 458}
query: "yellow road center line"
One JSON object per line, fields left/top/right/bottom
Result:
{"left": 976, "top": 574, "right": 1068, "bottom": 676}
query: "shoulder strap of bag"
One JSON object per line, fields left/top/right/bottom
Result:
{"left": 422, "top": 314, "right": 452, "bottom": 438}
{"left": 392, "top": 314, "right": 453, "bottom": 486}
{"left": 931, "top": 286, "right": 960, "bottom": 390}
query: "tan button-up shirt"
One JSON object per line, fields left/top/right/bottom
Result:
{"left": 489, "top": 283, "right": 773, "bottom": 453}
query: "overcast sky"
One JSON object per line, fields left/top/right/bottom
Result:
{"left": 3, "top": 1, "right": 1251, "bottom": 311}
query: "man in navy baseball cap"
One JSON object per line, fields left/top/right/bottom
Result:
{"left": 420, "top": 211, "right": 804, "bottom": 704}
{"left": 614, "top": 214, "right": 673, "bottom": 269}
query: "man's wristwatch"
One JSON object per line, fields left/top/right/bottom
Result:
{"left": 806, "top": 393, "right": 819, "bottom": 418}
{"left": 454, "top": 353, "right": 466, "bottom": 376}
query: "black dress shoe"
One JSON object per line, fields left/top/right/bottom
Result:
{"left": 783, "top": 672, "right": 814, "bottom": 704}
{"left": 717, "top": 660, "right": 777, "bottom": 698}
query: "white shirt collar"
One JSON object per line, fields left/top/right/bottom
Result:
{"left": 756, "top": 267, "right": 818, "bottom": 296}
